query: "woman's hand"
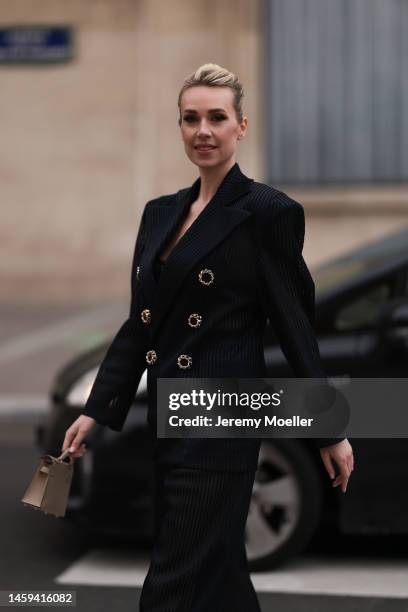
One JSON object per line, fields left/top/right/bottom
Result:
{"left": 62, "top": 414, "right": 97, "bottom": 460}
{"left": 319, "top": 438, "right": 354, "bottom": 493}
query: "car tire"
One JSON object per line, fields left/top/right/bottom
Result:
{"left": 246, "top": 439, "right": 323, "bottom": 571}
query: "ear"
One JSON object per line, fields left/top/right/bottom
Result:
{"left": 238, "top": 116, "right": 248, "bottom": 139}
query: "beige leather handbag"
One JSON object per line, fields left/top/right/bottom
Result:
{"left": 21, "top": 449, "right": 74, "bottom": 518}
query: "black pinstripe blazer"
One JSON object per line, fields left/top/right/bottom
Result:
{"left": 82, "top": 162, "right": 345, "bottom": 471}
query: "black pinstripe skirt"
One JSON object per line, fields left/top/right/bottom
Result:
{"left": 139, "top": 462, "right": 261, "bottom": 611}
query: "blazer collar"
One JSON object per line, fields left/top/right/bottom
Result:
{"left": 178, "top": 160, "right": 255, "bottom": 210}
{"left": 142, "top": 162, "right": 255, "bottom": 342}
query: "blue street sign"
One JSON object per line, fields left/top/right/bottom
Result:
{"left": 0, "top": 26, "right": 74, "bottom": 63}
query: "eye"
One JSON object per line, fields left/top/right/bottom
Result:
{"left": 183, "top": 114, "right": 226, "bottom": 123}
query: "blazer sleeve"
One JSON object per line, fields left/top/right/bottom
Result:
{"left": 81, "top": 204, "right": 149, "bottom": 431}
{"left": 256, "top": 192, "right": 345, "bottom": 449}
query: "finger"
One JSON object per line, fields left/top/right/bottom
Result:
{"left": 69, "top": 444, "right": 86, "bottom": 459}
{"left": 69, "top": 431, "right": 85, "bottom": 453}
{"left": 321, "top": 451, "right": 336, "bottom": 479}
{"left": 332, "top": 473, "right": 349, "bottom": 487}
{"left": 344, "top": 449, "right": 353, "bottom": 473}
{"left": 71, "top": 443, "right": 86, "bottom": 457}
{"left": 341, "top": 476, "right": 349, "bottom": 493}
{"left": 339, "top": 457, "right": 351, "bottom": 479}
{"left": 332, "top": 474, "right": 341, "bottom": 486}
{"left": 62, "top": 430, "right": 75, "bottom": 452}
{"left": 333, "top": 474, "right": 348, "bottom": 489}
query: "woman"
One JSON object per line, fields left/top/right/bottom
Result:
{"left": 62, "top": 63, "right": 354, "bottom": 611}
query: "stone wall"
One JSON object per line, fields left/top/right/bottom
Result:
{"left": 1, "top": 0, "right": 263, "bottom": 303}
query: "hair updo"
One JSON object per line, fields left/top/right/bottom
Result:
{"left": 178, "top": 63, "right": 244, "bottom": 125}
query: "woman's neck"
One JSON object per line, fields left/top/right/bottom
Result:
{"left": 197, "top": 158, "right": 236, "bottom": 204}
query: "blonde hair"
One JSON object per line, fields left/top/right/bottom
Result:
{"left": 178, "top": 63, "right": 244, "bottom": 125}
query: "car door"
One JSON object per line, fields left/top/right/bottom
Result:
{"left": 315, "top": 270, "right": 405, "bottom": 378}
{"left": 333, "top": 267, "right": 408, "bottom": 535}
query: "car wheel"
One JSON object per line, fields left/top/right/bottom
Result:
{"left": 246, "top": 439, "right": 323, "bottom": 570}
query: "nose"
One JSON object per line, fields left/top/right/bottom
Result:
{"left": 197, "top": 119, "right": 212, "bottom": 137}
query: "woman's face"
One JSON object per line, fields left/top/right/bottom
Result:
{"left": 179, "top": 85, "right": 247, "bottom": 169}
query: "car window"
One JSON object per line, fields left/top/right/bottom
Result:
{"left": 334, "top": 283, "right": 391, "bottom": 331}
{"left": 314, "top": 228, "right": 408, "bottom": 297}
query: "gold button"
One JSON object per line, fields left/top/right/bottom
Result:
{"left": 141, "top": 308, "right": 151, "bottom": 324}
{"left": 198, "top": 268, "right": 215, "bottom": 286}
{"left": 177, "top": 354, "right": 192, "bottom": 369}
{"left": 146, "top": 350, "right": 157, "bottom": 365}
{"left": 136, "top": 266, "right": 141, "bottom": 283}
{"left": 188, "top": 313, "right": 202, "bottom": 328}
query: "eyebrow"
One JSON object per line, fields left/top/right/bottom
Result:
{"left": 183, "top": 108, "right": 227, "bottom": 113}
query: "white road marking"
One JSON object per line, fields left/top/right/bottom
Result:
{"left": 55, "top": 549, "right": 149, "bottom": 587}
{"left": 0, "top": 304, "right": 123, "bottom": 365}
{"left": 55, "top": 549, "right": 408, "bottom": 598}
{"left": 251, "top": 557, "right": 408, "bottom": 597}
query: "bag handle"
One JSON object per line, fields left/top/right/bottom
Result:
{"left": 56, "top": 449, "right": 74, "bottom": 463}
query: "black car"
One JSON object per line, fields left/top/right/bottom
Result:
{"left": 36, "top": 227, "right": 408, "bottom": 569}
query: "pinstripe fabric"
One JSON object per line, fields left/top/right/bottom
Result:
{"left": 139, "top": 463, "right": 260, "bottom": 612}
{"left": 82, "top": 162, "right": 345, "bottom": 610}
{"left": 82, "top": 161, "right": 345, "bottom": 468}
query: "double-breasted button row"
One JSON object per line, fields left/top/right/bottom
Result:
{"left": 145, "top": 350, "right": 192, "bottom": 369}
{"left": 144, "top": 268, "right": 214, "bottom": 370}
{"left": 142, "top": 308, "right": 198, "bottom": 344}
{"left": 174, "top": 268, "right": 214, "bottom": 368}
{"left": 136, "top": 266, "right": 141, "bottom": 283}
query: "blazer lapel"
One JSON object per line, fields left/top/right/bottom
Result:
{"left": 143, "top": 162, "right": 255, "bottom": 342}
